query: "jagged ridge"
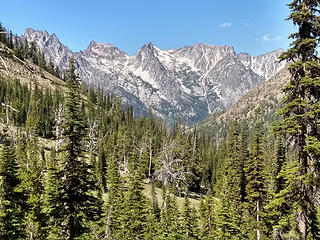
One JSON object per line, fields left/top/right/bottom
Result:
{"left": 22, "top": 28, "right": 286, "bottom": 125}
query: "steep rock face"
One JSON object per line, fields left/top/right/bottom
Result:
{"left": 238, "top": 49, "right": 284, "bottom": 80}
{"left": 23, "top": 29, "right": 286, "bottom": 125}
{"left": 197, "top": 68, "right": 290, "bottom": 140}
{"left": 205, "top": 54, "right": 264, "bottom": 108}
{"left": 174, "top": 44, "right": 235, "bottom": 72}
{"left": 24, "top": 29, "right": 73, "bottom": 69}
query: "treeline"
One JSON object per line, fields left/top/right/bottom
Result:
{"left": 0, "top": 22, "right": 62, "bottom": 79}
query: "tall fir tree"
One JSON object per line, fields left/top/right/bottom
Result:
{"left": 239, "top": 125, "right": 249, "bottom": 203}
{"left": 96, "top": 145, "right": 107, "bottom": 194}
{"left": 264, "top": 137, "right": 288, "bottom": 238}
{"left": 275, "top": 137, "right": 286, "bottom": 193}
{"left": 199, "top": 195, "right": 220, "bottom": 240}
{"left": 0, "top": 141, "right": 25, "bottom": 239}
{"left": 244, "top": 123, "right": 267, "bottom": 240}
{"left": 103, "top": 152, "right": 124, "bottom": 239}
{"left": 0, "top": 22, "right": 7, "bottom": 44}
{"left": 43, "top": 149, "right": 64, "bottom": 239}
{"left": 158, "top": 188, "right": 183, "bottom": 240}
{"left": 59, "top": 58, "right": 98, "bottom": 239}
{"left": 181, "top": 193, "right": 199, "bottom": 240}
{"left": 22, "top": 136, "right": 47, "bottom": 240}
{"left": 122, "top": 160, "right": 148, "bottom": 240}
{"left": 215, "top": 122, "right": 243, "bottom": 239}
{"left": 275, "top": 0, "right": 320, "bottom": 239}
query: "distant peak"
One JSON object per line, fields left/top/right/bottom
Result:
{"left": 49, "top": 32, "right": 59, "bottom": 41}
{"left": 178, "top": 43, "right": 235, "bottom": 55}
{"left": 45, "top": 33, "right": 63, "bottom": 48}
{"left": 138, "top": 42, "right": 160, "bottom": 55}
{"left": 191, "top": 43, "right": 233, "bottom": 49}
{"left": 272, "top": 48, "right": 284, "bottom": 52}
{"left": 142, "top": 42, "right": 156, "bottom": 49}
{"left": 24, "top": 28, "right": 49, "bottom": 36}
{"left": 193, "top": 43, "right": 211, "bottom": 48}
{"left": 24, "top": 28, "right": 37, "bottom": 34}
{"left": 88, "top": 40, "right": 115, "bottom": 49}
{"left": 238, "top": 52, "right": 250, "bottom": 57}
{"left": 88, "top": 40, "right": 97, "bottom": 47}
{"left": 84, "top": 40, "right": 128, "bottom": 58}
{"left": 146, "top": 41, "right": 154, "bottom": 47}
{"left": 255, "top": 48, "right": 284, "bottom": 58}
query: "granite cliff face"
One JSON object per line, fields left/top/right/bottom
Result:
{"left": 23, "top": 28, "right": 286, "bottom": 124}
{"left": 197, "top": 67, "right": 290, "bottom": 140}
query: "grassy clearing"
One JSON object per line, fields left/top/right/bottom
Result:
{"left": 143, "top": 183, "right": 200, "bottom": 210}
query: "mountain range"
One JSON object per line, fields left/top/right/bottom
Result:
{"left": 23, "top": 28, "right": 286, "bottom": 125}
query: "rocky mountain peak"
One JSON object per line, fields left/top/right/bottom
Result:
{"left": 237, "top": 52, "right": 250, "bottom": 61}
{"left": 143, "top": 41, "right": 155, "bottom": 50}
{"left": 87, "top": 40, "right": 114, "bottom": 50}
{"left": 174, "top": 43, "right": 236, "bottom": 72}
{"left": 136, "top": 42, "right": 159, "bottom": 58}
{"left": 23, "top": 28, "right": 73, "bottom": 68}
{"left": 46, "top": 33, "right": 62, "bottom": 48}
{"left": 23, "top": 28, "right": 50, "bottom": 48}
{"left": 84, "top": 40, "right": 128, "bottom": 61}
{"left": 24, "top": 28, "right": 49, "bottom": 38}
{"left": 48, "top": 33, "right": 59, "bottom": 42}
{"left": 129, "top": 42, "right": 165, "bottom": 73}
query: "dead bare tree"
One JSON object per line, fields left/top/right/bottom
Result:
{"left": 105, "top": 206, "right": 112, "bottom": 240}
{"left": 138, "top": 129, "right": 154, "bottom": 181}
{"left": 87, "top": 119, "right": 99, "bottom": 163}
{"left": 1, "top": 102, "right": 19, "bottom": 125}
{"left": 154, "top": 135, "right": 188, "bottom": 194}
{"left": 0, "top": 102, "right": 20, "bottom": 143}
{"left": 0, "top": 32, "right": 9, "bottom": 75}
{"left": 53, "top": 103, "right": 65, "bottom": 151}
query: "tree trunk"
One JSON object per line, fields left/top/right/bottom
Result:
{"left": 105, "top": 206, "right": 112, "bottom": 240}
{"left": 123, "top": 155, "right": 128, "bottom": 173}
{"left": 297, "top": 207, "right": 307, "bottom": 240}
{"left": 257, "top": 200, "right": 260, "bottom": 240}
{"left": 148, "top": 139, "right": 152, "bottom": 179}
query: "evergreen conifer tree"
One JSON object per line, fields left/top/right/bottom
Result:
{"left": 214, "top": 122, "right": 243, "bottom": 239}
{"left": 59, "top": 58, "right": 98, "bottom": 239}
{"left": 158, "top": 188, "right": 183, "bottom": 240}
{"left": 182, "top": 194, "right": 199, "bottom": 240}
{"left": 244, "top": 123, "right": 267, "bottom": 240}
{"left": 96, "top": 145, "right": 107, "bottom": 194}
{"left": 275, "top": 1, "right": 320, "bottom": 238}
{"left": 43, "top": 149, "right": 64, "bottom": 239}
{"left": 216, "top": 195, "right": 241, "bottom": 240}
{"left": 22, "top": 136, "right": 47, "bottom": 239}
{"left": 103, "top": 142, "right": 124, "bottom": 240}
{"left": 150, "top": 180, "right": 160, "bottom": 219}
{"left": 0, "top": 23, "right": 7, "bottom": 44}
{"left": 144, "top": 204, "right": 159, "bottom": 240}
{"left": 122, "top": 162, "right": 148, "bottom": 240}
{"left": 0, "top": 141, "right": 25, "bottom": 239}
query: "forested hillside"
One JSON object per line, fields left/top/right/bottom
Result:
{"left": 0, "top": 0, "right": 319, "bottom": 239}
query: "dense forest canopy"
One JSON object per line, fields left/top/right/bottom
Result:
{"left": 0, "top": 0, "right": 319, "bottom": 239}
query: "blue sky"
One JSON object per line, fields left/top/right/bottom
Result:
{"left": 1, "top": 0, "right": 295, "bottom": 56}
